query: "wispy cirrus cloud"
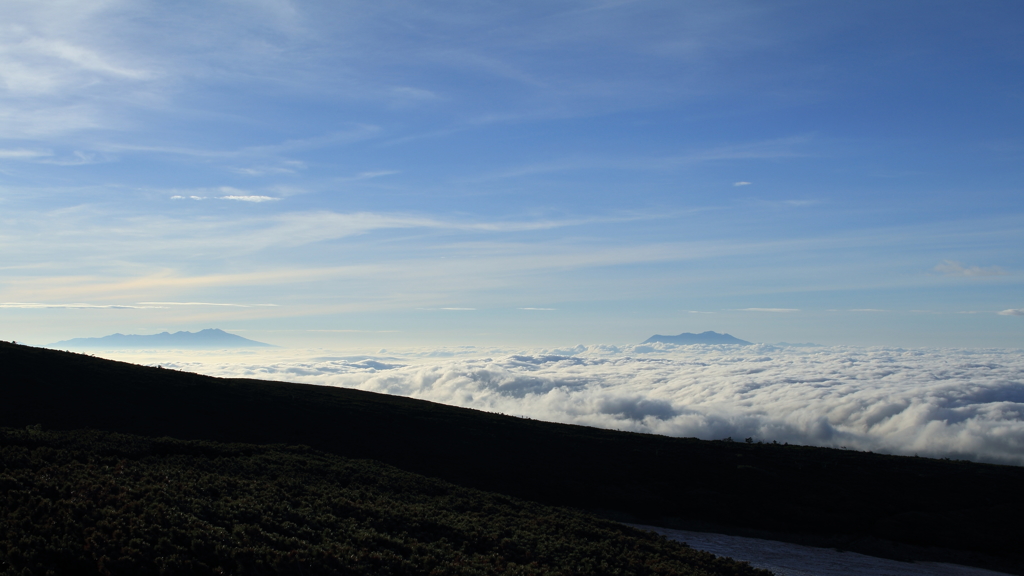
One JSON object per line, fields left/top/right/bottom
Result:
{"left": 934, "top": 260, "right": 1008, "bottom": 277}
{"left": 229, "top": 165, "right": 300, "bottom": 176}
{"left": 0, "top": 6, "right": 161, "bottom": 138}
{"left": 0, "top": 302, "right": 162, "bottom": 309}
{"left": 0, "top": 148, "right": 102, "bottom": 166}
{"left": 671, "top": 136, "right": 811, "bottom": 165}
{"left": 16, "top": 37, "right": 152, "bottom": 81}
{"left": 137, "top": 302, "right": 278, "bottom": 308}
{"left": 999, "top": 309, "right": 1024, "bottom": 317}
{"left": 464, "top": 137, "right": 810, "bottom": 183}
{"left": 339, "top": 170, "right": 400, "bottom": 181}
{"left": 98, "top": 127, "right": 382, "bottom": 161}
{"left": 7, "top": 211, "right": 1020, "bottom": 316}
{"left": 0, "top": 148, "right": 52, "bottom": 159}
{"left": 168, "top": 187, "right": 280, "bottom": 202}
{"left": 219, "top": 195, "right": 279, "bottom": 202}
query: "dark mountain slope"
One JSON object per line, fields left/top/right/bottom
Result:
{"left": 1, "top": 342, "right": 1022, "bottom": 573}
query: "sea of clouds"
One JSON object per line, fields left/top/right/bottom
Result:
{"left": 143, "top": 344, "right": 1024, "bottom": 466}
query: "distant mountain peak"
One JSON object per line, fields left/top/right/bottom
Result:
{"left": 49, "top": 329, "right": 275, "bottom": 350}
{"left": 642, "top": 331, "right": 752, "bottom": 345}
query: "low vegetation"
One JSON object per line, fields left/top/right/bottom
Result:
{"left": 1, "top": 427, "right": 767, "bottom": 575}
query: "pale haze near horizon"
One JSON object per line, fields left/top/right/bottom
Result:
{"left": 1, "top": 1, "right": 1023, "bottom": 348}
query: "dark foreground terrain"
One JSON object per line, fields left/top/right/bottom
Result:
{"left": 1, "top": 427, "right": 765, "bottom": 575}
{"left": 2, "top": 342, "right": 1023, "bottom": 574}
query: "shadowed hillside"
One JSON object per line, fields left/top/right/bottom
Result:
{"left": 2, "top": 342, "right": 1022, "bottom": 574}
{"left": 1, "top": 427, "right": 768, "bottom": 576}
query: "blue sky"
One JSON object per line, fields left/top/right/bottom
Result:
{"left": 2, "top": 0, "right": 1023, "bottom": 348}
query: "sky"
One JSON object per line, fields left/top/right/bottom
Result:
{"left": 2, "top": 0, "right": 1024, "bottom": 348}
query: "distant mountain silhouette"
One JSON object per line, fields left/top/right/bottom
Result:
{"left": 49, "top": 328, "right": 275, "bottom": 349}
{"left": 643, "top": 331, "right": 752, "bottom": 345}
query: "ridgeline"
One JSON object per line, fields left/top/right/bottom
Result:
{"left": 2, "top": 342, "right": 1022, "bottom": 574}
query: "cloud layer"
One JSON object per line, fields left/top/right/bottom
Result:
{"left": 144, "top": 344, "right": 1024, "bottom": 466}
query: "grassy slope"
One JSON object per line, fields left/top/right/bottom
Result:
{"left": 2, "top": 342, "right": 1022, "bottom": 573}
{"left": 2, "top": 427, "right": 767, "bottom": 576}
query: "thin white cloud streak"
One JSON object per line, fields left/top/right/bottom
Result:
{"left": 934, "top": 260, "right": 1008, "bottom": 277}
{"left": 339, "top": 170, "right": 399, "bottom": 181}
{"left": 670, "top": 136, "right": 810, "bottom": 165}
{"left": 218, "top": 195, "right": 279, "bottom": 202}
{"left": 99, "top": 127, "right": 382, "bottom": 161}
{"left": 4, "top": 210, "right": 1023, "bottom": 308}
{"left": 229, "top": 166, "right": 298, "bottom": 176}
{"left": 1000, "top": 309, "right": 1024, "bottom": 317}
{"left": 2, "top": 208, "right": 674, "bottom": 265}
{"left": 15, "top": 36, "right": 151, "bottom": 81}
{"left": 463, "top": 137, "right": 809, "bottom": 183}
{"left": 169, "top": 186, "right": 281, "bottom": 202}
{"left": 168, "top": 188, "right": 282, "bottom": 201}
{"left": 149, "top": 344, "right": 1024, "bottom": 466}
{"left": 137, "top": 302, "right": 278, "bottom": 308}
{"left": 0, "top": 302, "right": 162, "bottom": 309}
{"left": 304, "top": 329, "right": 401, "bottom": 333}
{"left": 0, "top": 149, "right": 52, "bottom": 159}
{"left": 59, "top": 240, "right": 722, "bottom": 293}
{"left": 0, "top": 199, "right": 1020, "bottom": 312}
